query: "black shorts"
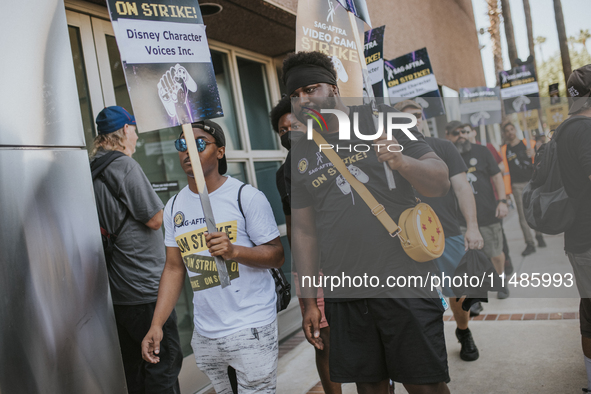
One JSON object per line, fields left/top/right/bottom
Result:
{"left": 580, "top": 298, "right": 591, "bottom": 338}
{"left": 324, "top": 298, "right": 449, "bottom": 385}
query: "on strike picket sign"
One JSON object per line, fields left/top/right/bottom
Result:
{"left": 459, "top": 86, "right": 502, "bottom": 127}
{"left": 384, "top": 48, "right": 445, "bottom": 119}
{"left": 364, "top": 25, "right": 385, "bottom": 98}
{"left": 499, "top": 63, "right": 540, "bottom": 116}
{"left": 106, "top": 0, "right": 222, "bottom": 132}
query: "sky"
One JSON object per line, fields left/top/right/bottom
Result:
{"left": 471, "top": 0, "right": 591, "bottom": 88}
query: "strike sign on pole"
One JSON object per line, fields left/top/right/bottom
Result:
{"left": 106, "top": 0, "right": 231, "bottom": 287}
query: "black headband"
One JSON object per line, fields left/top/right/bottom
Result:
{"left": 285, "top": 64, "right": 337, "bottom": 95}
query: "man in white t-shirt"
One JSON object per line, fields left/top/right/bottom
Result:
{"left": 141, "top": 120, "right": 285, "bottom": 393}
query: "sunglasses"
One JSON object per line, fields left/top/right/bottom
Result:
{"left": 450, "top": 129, "right": 471, "bottom": 137}
{"left": 174, "top": 137, "right": 215, "bottom": 153}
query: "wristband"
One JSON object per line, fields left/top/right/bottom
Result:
{"left": 497, "top": 199, "right": 507, "bottom": 205}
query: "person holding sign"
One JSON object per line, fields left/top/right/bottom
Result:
{"left": 90, "top": 106, "right": 183, "bottom": 394}
{"left": 142, "top": 120, "right": 284, "bottom": 393}
{"left": 286, "top": 51, "right": 451, "bottom": 394}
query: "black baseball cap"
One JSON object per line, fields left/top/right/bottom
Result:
{"left": 445, "top": 120, "right": 464, "bottom": 134}
{"left": 190, "top": 119, "right": 227, "bottom": 175}
{"left": 567, "top": 64, "right": 591, "bottom": 115}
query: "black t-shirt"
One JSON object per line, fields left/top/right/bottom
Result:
{"left": 275, "top": 163, "right": 290, "bottom": 216}
{"left": 289, "top": 104, "right": 436, "bottom": 299}
{"left": 458, "top": 144, "right": 501, "bottom": 227}
{"left": 417, "top": 137, "right": 468, "bottom": 238}
{"left": 556, "top": 116, "right": 591, "bottom": 254}
{"left": 505, "top": 141, "right": 533, "bottom": 183}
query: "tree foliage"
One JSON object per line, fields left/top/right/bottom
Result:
{"left": 537, "top": 46, "right": 591, "bottom": 97}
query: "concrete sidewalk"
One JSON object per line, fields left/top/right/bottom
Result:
{"left": 277, "top": 209, "right": 587, "bottom": 393}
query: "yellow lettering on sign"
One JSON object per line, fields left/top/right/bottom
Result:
{"left": 115, "top": 1, "right": 138, "bottom": 15}
{"left": 141, "top": 3, "right": 152, "bottom": 16}
{"left": 158, "top": 4, "right": 169, "bottom": 17}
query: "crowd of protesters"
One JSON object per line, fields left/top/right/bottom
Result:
{"left": 89, "top": 51, "right": 591, "bottom": 394}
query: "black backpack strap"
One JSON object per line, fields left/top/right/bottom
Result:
{"left": 91, "top": 150, "right": 126, "bottom": 180}
{"left": 170, "top": 193, "right": 179, "bottom": 216}
{"left": 90, "top": 150, "right": 130, "bottom": 238}
{"left": 237, "top": 183, "right": 247, "bottom": 219}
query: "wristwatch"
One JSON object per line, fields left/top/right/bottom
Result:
{"left": 497, "top": 199, "right": 507, "bottom": 205}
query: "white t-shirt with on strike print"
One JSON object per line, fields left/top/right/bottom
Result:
{"left": 164, "top": 176, "right": 280, "bottom": 339}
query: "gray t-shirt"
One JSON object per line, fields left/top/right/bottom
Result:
{"left": 92, "top": 149, "right": 165, "bottom": 305}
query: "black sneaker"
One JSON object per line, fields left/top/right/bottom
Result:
{"left": 521, "top": 244, "right": 536, "bottom": 256}
{"left": 536, "top": 235, "right": 547, "bottom": 248}
{"left": 456, "top": 328, "right": 479, "bottom": 361}
{"left": 497, "top": 287, "right": 510, "bottom": 299}
{"left": 469, "top": 302, "right": 483, "bottom": 317}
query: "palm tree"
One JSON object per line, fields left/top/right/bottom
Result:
{"left": 522, "top": 0, "right": 537, "bottom": 75}
{"left": 535, "top": 36, "right": 547, "bottom": 62}
{"left": 553, "top": 0, "right": 572, "bottom": 84}
{"left": 486, "top": 0, "right": 504, "bottom": 85}
{"left": 500, "top": 0, "right": 519, "bottom": 67}
{"left": 568, "top": 36, "right": 577, "bottom": 52}
{"left": 523, "top": 0, "right": 535, "bottom": 58}
{"left": 577, "top": 29, "right": 591, "bottom": 53}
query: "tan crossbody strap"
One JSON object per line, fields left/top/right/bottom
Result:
{"left": 311, "top": 131, "right": 402, "bottom": 238}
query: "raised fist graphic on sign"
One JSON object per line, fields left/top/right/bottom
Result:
{"left": 158, "top": 63, "right": 198, "bottom": 124}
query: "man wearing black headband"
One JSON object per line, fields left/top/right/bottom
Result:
{"left": 285, "top": 51, "right": 451, "bottom": 394}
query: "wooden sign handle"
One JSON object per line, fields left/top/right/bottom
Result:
{"left": 182, "top": 123, "right": 207, "bottom": 193}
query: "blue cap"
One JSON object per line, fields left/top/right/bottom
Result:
{"left": 96, "top": 106, "right": 136, "bottom": 134}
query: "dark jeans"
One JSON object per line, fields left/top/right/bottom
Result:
{"left": 113, "top": 302, "right": 182, "bottom": 394}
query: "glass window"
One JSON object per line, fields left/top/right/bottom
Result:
{"left": 68, "top": 26, "right": 95, "bottom": 151}
{"left": 105, "top": 35, "right": 133, "bottom": 114}
{"left": 254, "top": 161, "right": 285, "bottom": 226}
{"left": 237, "top": 57, "right": 278, "bottom": 150}
{"left": 227, "top": 162, "right": 247, "bottom": 183}
{"left": 212, "top": 51, "right": 242, "bottom": 150}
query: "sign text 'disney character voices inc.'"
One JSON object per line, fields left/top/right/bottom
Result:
{"left": 106, "top": 0, "right": 223, "bottom": 133}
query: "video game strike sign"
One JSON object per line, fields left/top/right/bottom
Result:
{"left": 296, "top": 0, "right": 364, "bottom": 97}
{"left": 106, "top": 0, "right": 223, "bottom": 132}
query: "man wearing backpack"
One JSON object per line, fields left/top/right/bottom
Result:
{"left": 556, "top": 64, "right": 591, "bottom": 393}
{"left": 501, "top": 121, "right": 545, "bottom": 256}
{"left": 142, "top": 120, "right": 284, "bottom": 393}
{"left": 90, "top": 106, "right": 182, "bottom": 394}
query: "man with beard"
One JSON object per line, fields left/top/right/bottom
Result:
{"left": 395, "top": 101, "right": 483, "bottom": 361}
{"left": 445, "top": 121, "right": 509, "bottom": 298}
{"left": 286, "top": 51, "right": 451, "bottom": 394}
{"left": 270, "top": 97, "right": 342, "bottom": 394}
